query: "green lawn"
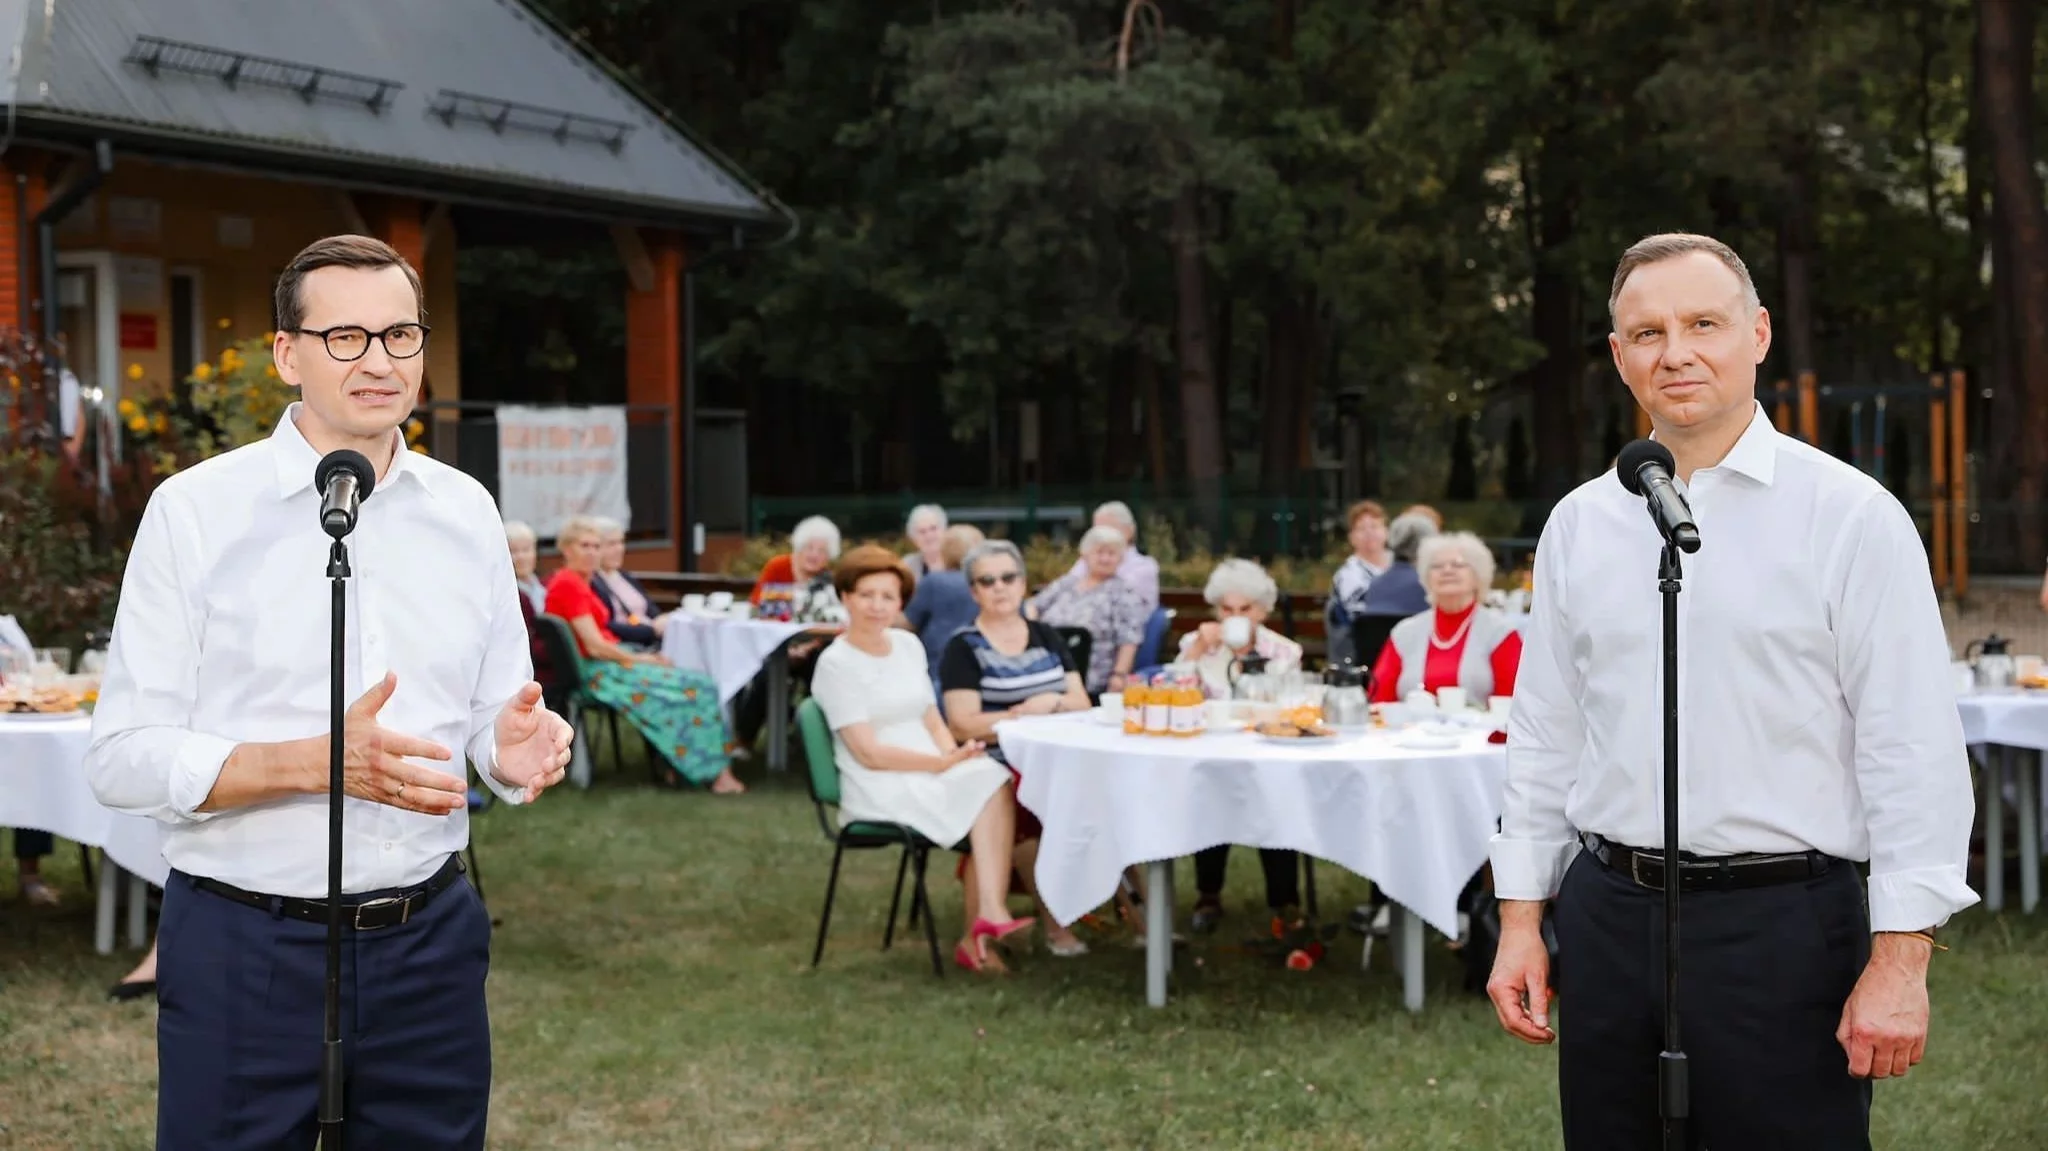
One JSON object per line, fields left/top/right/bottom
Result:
{"left": 3, "top": 740, "right": 2046, "bottom": 1150}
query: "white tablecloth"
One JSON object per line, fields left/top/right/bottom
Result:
{"left": 1958, "top": 691, "right": 2048, "bottom": 752}
{"left": 660, "top": 616, "right": 811, "bottom": 704}
{"left": 0, "top": 714, "right": 168, "bottom": 885}
{"left": 1000, "top": 715, "right": 1506, "bottom": 938}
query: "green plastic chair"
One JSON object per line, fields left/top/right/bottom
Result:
{"left": 797, "top": 696, "right": 952, "bottom": 977}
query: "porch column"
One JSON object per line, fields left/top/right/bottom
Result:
{"left": 624, "top": 228, "right": 685, "bottom": 557}
{"left": 2, "top": 166, "right": 48, "bottom": 429}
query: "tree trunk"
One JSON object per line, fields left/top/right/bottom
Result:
{"left": 1171, "top": 187, "right": 1226, "bottom": 512}
{"left": 1978, "top": 0, "right": 2048, "bottom": 568}
{"left": 1104, "top": 345, "right": 1138, "bottom": 482}
{"left": 1261, "top": 294, "right": 1307, "bottom": 495}
{"left": 1137, "top": 353, "right": 1170, "bottom": 497}
{"left": 1778, "top": 136, "right": 1819, "bottom": 381}
{"left": 1524, "top": 144, "right": 1583, "bottom": 534}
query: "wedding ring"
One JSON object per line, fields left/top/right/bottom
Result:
{"left": 396, "top": 782, "right": 407, "bottom": 801}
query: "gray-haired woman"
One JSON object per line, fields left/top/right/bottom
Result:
{"left": 1026, "top": 525, "right": 1145, "bottom": 695}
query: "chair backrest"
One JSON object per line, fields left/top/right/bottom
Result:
{"left": 795, "top": 696, "right": 841, "bottom": 809}
{"left": 532, "top": 614, "right": 588, "bottom": 708}
{"left": 1051, "top": 625, "right": 1092, "bottom": 681}
{"left": 1135, "top": 606, "right": 1174, "bottom": 669}
{"left": 1350, "top": 615, "right": 1401, "bottom": 669}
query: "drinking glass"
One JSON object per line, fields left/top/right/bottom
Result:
{"left": 32, "top": 647, "right": 70, "bottom": 686}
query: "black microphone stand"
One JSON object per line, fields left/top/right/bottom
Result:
{"left": 320, "top": 537, "right": 350, "bottom": 1149}
{"left": 1657, "top": 539, "right": 1688, "bottom": 1151}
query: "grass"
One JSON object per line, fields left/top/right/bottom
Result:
{"left": 3, "top": 737, "right": 2047, "bottom": 1150}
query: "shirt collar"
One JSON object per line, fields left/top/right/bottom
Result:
{"left": 1648, "top": 401, "right": 1778, "bottom": 488}
{"left": 269, "top": 403, "right": 438, "bottom": 501}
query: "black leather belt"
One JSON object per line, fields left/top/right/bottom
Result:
{"left": 191, "top": 854, "right": 465, "bottom": 930}
{"left": 1580, "top": 833, "right": 1832, "bottom": 893}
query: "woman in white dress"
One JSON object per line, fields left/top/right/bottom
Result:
{"left": 809, "top": 544, "right": 1037, "bottom": 973}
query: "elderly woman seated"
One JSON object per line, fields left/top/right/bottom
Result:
{"left": 544, "top": 515, "right": 743, "bottom": 794}
{"left": 902, "top": 503, "right": 949, "bottom": 577}
{"left": 590, "top": 516, "right": 666, "bottom": 650}
{"left": 1368, "top": 530, "right": 1522, "bottom": 704}
{"left": 735, "top": 515, "right": 847, "bottom": 752}
{"left": 1358, "top": 510, "right": 1437, "bottom": 620}
{"left": 505, "top": 519, "right": 548, "bottom": 614}
{"left": 937, "top": 540, "right": 1100, "bottom": 955}
{"left": 1064, "top": 500, "right": 1161, "bottom": 614}
{"left": 1026, "top": 525, "right": 1146, "bottom": 697}
{"left": 809, "top": 545, "right": 1038, "bottom": 973}
{"left": 1175, "top": 558, "right": 1307, "bottom": 933}
{"left": 904, "top": 524, "right": 985, "bottom": 682}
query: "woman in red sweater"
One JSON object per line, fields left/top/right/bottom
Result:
{"left": 1368, "top": 531, "right": 1521, "bottom": 704}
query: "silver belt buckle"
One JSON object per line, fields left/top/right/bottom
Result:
{"left": 353, "top": 895, "right": 410, "bottom": 929}
{"left": 1630, "top": 851, "right": 1663, "bottom": 890}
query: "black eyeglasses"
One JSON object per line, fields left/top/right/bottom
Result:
{"left": 972, "top": 571, "right": 1023, "bottom": 588}
{"left": 294, "top": 323, "right": 431, "bottom": 362}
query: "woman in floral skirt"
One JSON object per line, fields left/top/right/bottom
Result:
{"left": 543, "top": 515, "right": 741, "bottom": 793}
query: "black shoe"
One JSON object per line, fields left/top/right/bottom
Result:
{"left": 1190, "top": 899, "right": 1224, "bottom": 934}
{"left": 107, "top": 979, "right": 156, "bottom": 1002}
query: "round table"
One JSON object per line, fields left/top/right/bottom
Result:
{"left": 0, "top": 713, "right": 167, "bottom": 952}
{"left": 998, "top": 712, "right": 1506, "bottom": 1011}
{"left": 1957, "top": 690, "right": 2048, "bottom": 914}
{"left": 659, "top": 615, "right": 813, "bottom": 706}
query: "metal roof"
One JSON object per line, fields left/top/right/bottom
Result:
{"left": 0, "top": 0, "right": 786, "bottom": 229}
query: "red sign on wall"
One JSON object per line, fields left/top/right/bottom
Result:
{"left": 118, "top": 312, "right": 158, "bottom": 350}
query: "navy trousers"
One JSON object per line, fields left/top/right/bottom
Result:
{"left": 156, "top": 860, "right": 493, "bottom": 1150}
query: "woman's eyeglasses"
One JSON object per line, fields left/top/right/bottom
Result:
{"left": 973, "top": 571, "right": 1023, "bottom": 588}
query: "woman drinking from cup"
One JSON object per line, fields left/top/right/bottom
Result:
{"left": 1366, "top": 531, "right": 1521, "bottom": 705}
{"left": 1176, "top": 559, "right": 1306, "bottom": 934}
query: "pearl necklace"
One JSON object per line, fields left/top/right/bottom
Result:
{"left": 1429, "top": 608, "right": 1476, "bottom": 650}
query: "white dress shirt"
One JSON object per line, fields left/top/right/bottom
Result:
{"left": 1489, "top": 403, "right": 1977, "bottom": 932}
{"left": 86, "top": 406, "right": 533, "bottom": 896}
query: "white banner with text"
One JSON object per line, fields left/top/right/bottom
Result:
{"left": 496, "top": 405, "right": 632, "bottom": 539}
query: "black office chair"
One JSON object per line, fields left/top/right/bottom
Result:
{"left": 1052, "top": 626, "right": 1093, "bottom": 686}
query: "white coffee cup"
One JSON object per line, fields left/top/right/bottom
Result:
{"left": 1221, "top": 615, "right": 1254, "bottom": 650}
{"left": 707, "top": 591, "right": 735, "bottom": 610}
{"left": 1436, "top": 686, "right": 1468, "bottom": 713}
{"left": 1488, "top": 695, "right": 1513, "bottom": 718}
{"left": 1404, "top": 689, "right": 1438, "bottom": 712}
{"left": 1099, "top": 692, "right": 1124, "bottom": 722}
{"left": 683, "top": 594, "right": 707, "bottom": 613}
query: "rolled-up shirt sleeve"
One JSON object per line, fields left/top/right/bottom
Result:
{"left": 467, "top": 514, "right": 540, "bottom": 805}
{"left": 1489, "top": 512, "right": 1586, "bottom": 901}
{"left": 84, "top": 488, "right": 238, "bottom": 824}
{"left": 1831, "top": 493, "right": 1979, "bottom": 931}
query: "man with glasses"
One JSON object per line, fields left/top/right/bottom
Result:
{"left": 87, "top": 234, "right": 573, "bottom": 1149}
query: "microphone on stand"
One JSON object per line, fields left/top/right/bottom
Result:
{"left": 310, "top": 448, "right": 373, "bottom": 1147}
{"left": 1616, "top": 440, "right": 1701, "bottom": 554}
{"left": 315, "top": 450, "right": 376, "bottom": 540}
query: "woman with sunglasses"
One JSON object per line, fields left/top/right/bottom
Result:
{"left": 1366, "top": 531, "right": 1522, "bottom": 704}
{"left": 939, "top": 540, "right": 1095, "bottom": 956}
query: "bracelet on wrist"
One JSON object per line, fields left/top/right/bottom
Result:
{"left": 1881, "top": 929, "right": 1947, "bottom": 952}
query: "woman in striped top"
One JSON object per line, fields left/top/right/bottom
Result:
{"left": 941, "top": 539, "right": 1096, "bottom": 956}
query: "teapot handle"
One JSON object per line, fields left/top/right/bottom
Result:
{"left": 1964, "top": 639, "right": 1983, "bottom": 661}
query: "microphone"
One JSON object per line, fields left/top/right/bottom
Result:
{"left": 314, "top": 449, "right": 377, "bottom": 540}
{"left": 1615, "top": 439, "right": 1701, "bottom": 554}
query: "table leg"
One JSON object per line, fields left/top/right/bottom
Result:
{"left": 1396, "top": 903, "right": 1425, "bottom": 1014}
{"left": 126, "top": 872, "right": 149, "bottom": 948}
{"left": 766, "top": 648, "right": 791, "bottom": 773}
{"left": 1985, "top": 747, "right": 2006, "bottom": 913}
{"left": 567, "top": 701, "right": 593, "bottom": 791}
{"left": 95, "top": 854, "right": 117, "bottom": 956}
{"left": 2017, "top": 747, "right": 2040, "bottom": 915}
{"left": 1146, "top": 859, "right": 1174, "bottom": 1008}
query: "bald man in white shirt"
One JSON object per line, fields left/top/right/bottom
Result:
{"left": 1486, "top": 233, "right": 1976, "bottom": 1150}
{"left": 86, "top": 235, "right": 572, "bottom": 1150}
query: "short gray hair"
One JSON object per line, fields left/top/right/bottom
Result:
{"left": 906, "top": 503, "right": 948, "bottom": 532}
{"left": 962, "top": 539, "right": 1025, "bottom": 582}
{"left": 1386, "top": 512, "right": 1439, "bottom": 563}
{"left": 1092, "top": 500, "right": 1137, "bottom": 536}
{"left": 1417, "top": 531, "right": 1496, "bottom": 603}
{"left": 1079, "top": 525, "right": 1128, "bottom": 556}
{"left": 556, "top": 515, "right": 604, "bottom": 548}
{"left": 591, "top": 515, "right": 626, "bottom": 541}
{"left": 790, "top": 515, "right": 842, "bottom": 558}
{"left": 1203, "top": 558, "right": 1278, "bottom": 611}
{"left": 503, "top": 519, "right": 536, "bottom": 546}
{"left": 1608, "top": 233, "right": 1760, "bottom": 329}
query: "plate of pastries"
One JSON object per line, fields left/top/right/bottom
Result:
{"left": 1252, "top": 719, "right": 1339, "bottom": 743}
{"left": 1, "top": 686, "right": 87, "bottom": 718}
